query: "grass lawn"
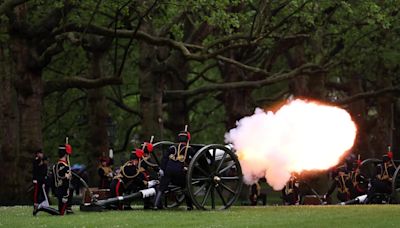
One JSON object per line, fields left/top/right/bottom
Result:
{"left": 0, "top": 205, "right": 399, "bottom": 227}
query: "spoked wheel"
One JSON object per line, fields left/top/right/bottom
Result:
{"left": 187, "top": 144, "right": 243, "bottom": 210}
{"left": 143, "top": 141, "right": 175, "bottom": 167}
{"left": 164, "top": 185, "right": 185, "bottom": 208}
{"left": 360, "top": 158, "right": 381, "bottom": 180}
{"left": 391, "top": 165, "right": 400, "bottom": 203}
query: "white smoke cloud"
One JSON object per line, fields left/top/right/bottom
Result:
{"left": 225, "top": 99, "right": 357, "bottom": 190}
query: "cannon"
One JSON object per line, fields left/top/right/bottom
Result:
{"left": 79, "top": 141, "right": 243, "bottom": 211}
{"left": 148, "top": 141, "right": 243, "bottom": 210}
{"left": 341, "top": 158, "right": 400, "bottom": 204}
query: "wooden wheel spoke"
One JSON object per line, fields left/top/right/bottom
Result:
{"left": 220, "top": 182, "right": 235, "bottom": 195}
{"left": 194, "top": 182, "right": 208, "bottom": 196}
{"left": 192, "top": 177, "right": 210, "bottom": 182}
{"left": 220, "top": 176, "right": 240, "bottom": 181}
{"left": 213, "top": 148, "right": 217, "bottom": 163}
{"left": 216, "top": 152, "right": 228, "bottom": 173}
{"left": 201, "top": 184, "right": 212, "bottom": 206}
{"left": 216, "top": 187, "right": 227, "bottom": 206}
{"left": 194, "top": 164, "right": 210, "bottom": 176}
{"left": 218, "top": 161, "right": 235, "bottom": 174}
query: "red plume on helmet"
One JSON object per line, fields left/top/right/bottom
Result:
{"left": 65, "top": 144, "right": 72, "bottom": 155}
{"left": 143, "top": 142, "right": 153, "bottom": 153}
{"left": 387, "top": 145, "right": 393, "bottom": 159}
{"left": 135, "top": 149, "right": 144, "bottom": 158}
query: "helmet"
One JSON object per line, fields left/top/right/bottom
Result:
{"left": 59, "top": 144, "right": 72, "bottom": 157}
{"left": 58, "top": 145, "right": 67, "bottom": 157}
{"left": 177, "top": 131, "right": 191, "bottom": 143}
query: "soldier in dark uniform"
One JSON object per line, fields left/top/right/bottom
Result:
{"left": 154, "top": 130, "right": 195, "bottom": 210}
{"left": 282, "top": 173, "right": 300, "bottom": 205}
{"left": 98, "top": 156, "right": 113, "bottom": 189}
{"left": 54, "top": 144, "right": 73, "bottom": 215}
{"left": 110, "top": 149, "right": 157, "bottom": 210}
{"left": 32, "top": 149, "right": 48, "bottom": 213}
{"left": 346, "top": 154, "right": 368, "bottom": 198}
{"left": 34, "top": 144, "right": 73, "bottom": 216}
{"left": 325, "top": 166, "right": 353, "bottom": 202}
{"left": 366, "top": 154, "right": 397, "bottom": 203}
{"left": 249, "top": 179, "right": 267, "bottom": 206}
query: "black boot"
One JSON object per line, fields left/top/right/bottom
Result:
{"left": 153, "top": 191, "right": 164, "bottom": 210}
{"left": 185, "top": 192, "right": 193, "bottom": 211}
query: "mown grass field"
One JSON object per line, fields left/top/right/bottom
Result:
{"left": 0, "top": 205, "right": 399, "bottom": 227}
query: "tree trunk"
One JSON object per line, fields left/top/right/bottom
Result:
{"left": 86, "top": 49, "right": 109, "bottom": 186}
{"left": 346, "top": 75, "right": 373, "bottom": 159}
{"left": 0, "top": 43, "right": 21, "bottom": 205}
{"left": 9, "top": 34, "right": 44, "bottom": 204}
{"left": 220, "top": 52, "right": 253, "bottom": 130}
{"left": 138, "top": 41, "right": 164, "bottom": 141}
{"left": 165, "top": 52, "right": 189, "bottom": 135}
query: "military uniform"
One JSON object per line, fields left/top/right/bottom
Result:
{"left": 98, "top": 157, "right": 113, "bottom": 189}
{"left": 249, "top": 181, "right": 267, "bottom": 206}
{"left": 345, "top": 154, "right": 368, "bottom": 198}
{"left": 367, "top": 155, "right": 396, "bottom": 203}
{"left": 53, "top": 145, "right": 72, "bottom": 215}
{"left": 154, "top": 131, "right": 195, "bottom": 210}
{"left": 34, "top": 144, "right": 73, "bottom": 216}
{"left": 110, "top": 150, "right": 151, "bottom": 209}
{"left": 282, "top": 174, "right": 300, "bottom": 205}
{"left": 326, "top": 166, "right": 353, "bottom": 202}
{"left": 32, "top": 150, "right": 48, "bottom": 210}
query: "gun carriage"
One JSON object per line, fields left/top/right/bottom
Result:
{"left": 79, "top": 141, "right": 243, "bottom": 210}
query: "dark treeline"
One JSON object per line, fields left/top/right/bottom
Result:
{"left": 0, "top": 0, "right": 399, "bottom": 204}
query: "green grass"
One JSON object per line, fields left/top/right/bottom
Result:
{"left": 1, "top": 205, "right": 399, "bottom": 227}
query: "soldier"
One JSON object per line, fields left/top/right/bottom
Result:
{"left": 282, "top": 173, "right": 300, "bottom": 205}
{"left": 249, "top": 179, "right": 267, "bottom": 206}
{"left": 154, "top": 129, "right": 195, "bottom": 210}
{"left": 33, "top": 143, "right": 73, "bottom": 216}
{"left": 32, "top": 149, "right": 48, "bottom": 213}
{"left": 98, "top": 156, "right": 113, "bottom": 189}
{"left": 110, "top": 148, "right": 157, "bottom": 210}
{"left": 347, "top": 154, "right": 368, "bottom": 198}
{"left": 54, "top": 144, "right": 73, "bottom": 215}
{"left": 325, "top": 166, "right": 353, "bottom": 202}
{"left": 366, "top": 152, "right": 397, "bottom": 203}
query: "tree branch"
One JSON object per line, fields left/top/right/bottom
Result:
{"left": 165, "top": 63, "right": 324, "bottom": 99}
{"left": 44, "top": 76, "right": 122, "bottom": 96}
{"left": 336, "top": 86, "right": 400, "bottom": 105}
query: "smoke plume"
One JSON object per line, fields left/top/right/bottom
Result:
{"left": 225, "top": 99, "right": 357, "bottom": 190}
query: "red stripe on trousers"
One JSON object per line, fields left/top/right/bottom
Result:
{"left": 33, "top": 183, "right": 38, "bottom": 204}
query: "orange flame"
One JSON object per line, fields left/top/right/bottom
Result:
{"left": 225, "top": 99, "right": 357, "bottom": 190}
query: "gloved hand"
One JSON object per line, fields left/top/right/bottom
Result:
{"left": 158, "top": 169, "right": 164, "bottom": 177}
{"left": 147, "top": 180, "right": 159, "bottom": 188}
{"left": 65, "top": 171, "right": 72, "bottom": 179}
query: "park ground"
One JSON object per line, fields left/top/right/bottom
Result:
{"left": 0, "top": 205, "right": 399, "bottom": 227}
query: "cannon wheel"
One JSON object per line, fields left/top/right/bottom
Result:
{"left": 360, "top": 158, "right": 381, "bottom": 180}
{"left": 187, "top": 144, "right": 243, "bottom": 210}
{"left": 143, "top": 141, "right": 174, "bottom": 167}
{"left": 391, "top": 165, "right": 400, "bottom": 203}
